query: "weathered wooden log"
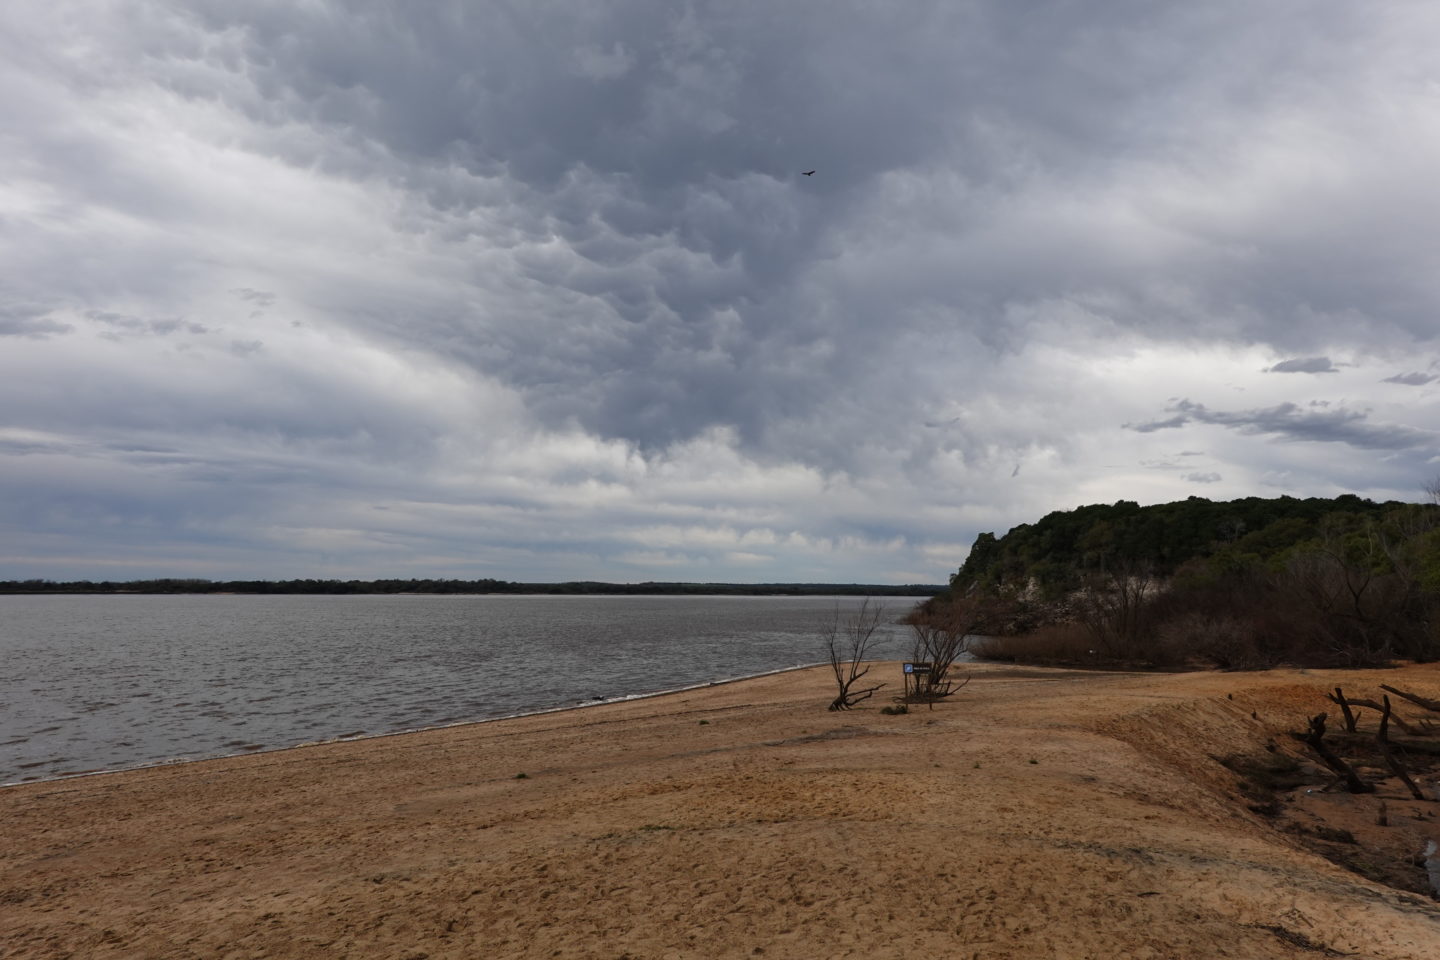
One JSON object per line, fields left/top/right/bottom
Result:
{"left": 1327, "top": 687, "right": 1359, "bottom": 732}
{"left": 1346, "top": 698, "right": 1417, "bottom": 735}
{"left": 1379, "top": 684, "right": 1440, "bottom": 713}
{"left": 1380, "top": 738, "right": 1440, "bottom": 757}
{"left": 1378, "top": 696, "right": 1429, "bottom": 802}
{"left": 1290, "top": 712, "right": 1374, "bottom": 794}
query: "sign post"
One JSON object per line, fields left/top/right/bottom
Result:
{"left": 902, "top": 662, "right": 934, "bottom": 700}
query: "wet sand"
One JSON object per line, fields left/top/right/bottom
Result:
{"left": 4, "top": 661, "right": 1440, "bottom": 959}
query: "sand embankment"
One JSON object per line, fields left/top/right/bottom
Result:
{"left": 5, "top": 662, "right": 1440, "bottom": 959}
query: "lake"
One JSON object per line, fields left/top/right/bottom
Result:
{"left": 0, "top": 593, "right": 919, "bottom": 784}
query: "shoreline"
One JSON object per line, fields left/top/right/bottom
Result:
{"left": 2, "top": 593, "right": 916, "bottom": 789}
{"left": 1, "top": 660, "right": 833, "bottom": 790}
{"left": 7, "top": 661, "right": 1440, "bottom": 958}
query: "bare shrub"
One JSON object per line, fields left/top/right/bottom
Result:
{"left": 1155, "top": 611, "right": 1267, "bottom": 670}
{"left": 1074, "top": 561, "right": 1159, "bottom": 660}
{"left": 905, "top": 594, "right": 1014, "bottom": 699}
{"left": 822, "top": 598, "right": 887, "bottom": 711}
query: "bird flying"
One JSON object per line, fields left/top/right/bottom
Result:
{"left": 802, "top": 170, "right": 815, "bottom": 176}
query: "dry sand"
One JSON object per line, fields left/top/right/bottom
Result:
{"left": 5, "top": 662, "right": 1440, "bottom": 959}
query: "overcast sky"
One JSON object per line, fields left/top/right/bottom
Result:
{"left": 3, "top": 1, "right": 1439, "bottom": 584}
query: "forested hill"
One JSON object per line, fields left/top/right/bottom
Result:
{"left": 931, "top": 493, "right": 1440, "bottom": 668}
{"left": 955, "top": 494, "right": 1428, "bottom": 597}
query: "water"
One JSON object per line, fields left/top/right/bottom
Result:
{"left": 0, "top": 593, "right": 917, "bottom": 784}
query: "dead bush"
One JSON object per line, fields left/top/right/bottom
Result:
{"left": 1156, "top": 612, "right": 1271, "bottom": 670}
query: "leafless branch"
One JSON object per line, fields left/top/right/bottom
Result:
{"left": 1326, "top": 687, "right": 1359, "bottom": 732}
{"left": 1379, "top": 684, "right": 1440, "bottom": 713}
{"left": 824, "top": 598, "right": 888, "bottom": 711}
{"left": 1377, "top": 695, "right": 1429, "bottom": 801}
{"left": 1289, "top": 713, "right": 1373, "bottom": 794}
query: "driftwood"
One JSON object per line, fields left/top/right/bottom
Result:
{"left": 1344, "top": 698, "right": 1418, "bottom": 735}
{"left": 1377, "top": 696, "right": 1429, "bottom": 801}
{"left": 1379, "top": 684, "right": 1440, "bottom": 713}
{"left": 1376, "top": 737, "right": 1440, "bottom": 757}
{"left": 1326, "top": 687, "right": 1360, "bottom": 733}
{"left": 1290, "top": 713, "right": 1374, "bottom": 794}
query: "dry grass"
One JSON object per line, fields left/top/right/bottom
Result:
{"left": 970, "top": 622, "right": 1096, "bottom": 664}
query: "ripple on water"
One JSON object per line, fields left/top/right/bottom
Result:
{"left": 1, "top": 593, "right": 912, "bottom": 784}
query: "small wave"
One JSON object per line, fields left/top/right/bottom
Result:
{"left": 1, "top": 662, "right": 827, "bottom": 788}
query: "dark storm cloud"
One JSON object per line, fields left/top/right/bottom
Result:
{"left": 84, "top": 0, "right": 1432, "bottom": 460}
{"left": 1140, "top": 452, "right": 1207, "bottom": 471}
{"left": 5, "top": 1, "right": 1440, "bottom": 580}
{"left": 1126, "top": 415, "right": 1190, "bottom": 434}
{"left": 1126, "top": 399, "right": 1436, "bottom": 451}
{"left": 231, "top": 288, "right": 277, "bottom": 309}
{"left": 1384, "top": 372, "right": 1437, "bottom": 386}
{"left": 1266, "top": 357, "right": 1338, "bottom": 374}
{"left": 227, "top": 340, "right": 265, "bottom": 358}
{"left": 86, "top": 311, "right": 210, "bottom": 339}
{"left": 1, "top": 306, "right": 71, "bottom": 339}
{"left": 0, "top": 436, "right": 63, "bottom": 456}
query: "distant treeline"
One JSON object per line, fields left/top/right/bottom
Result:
{"left": 0, "top": 578, "right": 943, "bottom": 597}
{"left": 925, "top": 493, "right": 1440, "bottom": 669}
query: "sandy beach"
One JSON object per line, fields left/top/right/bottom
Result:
{"left": 5, "top": 661, "right": 1440, "bottom": 959}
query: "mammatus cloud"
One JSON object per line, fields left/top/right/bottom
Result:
{"left": 1266, "top": 357, "right": 1338, "bottom": 374}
